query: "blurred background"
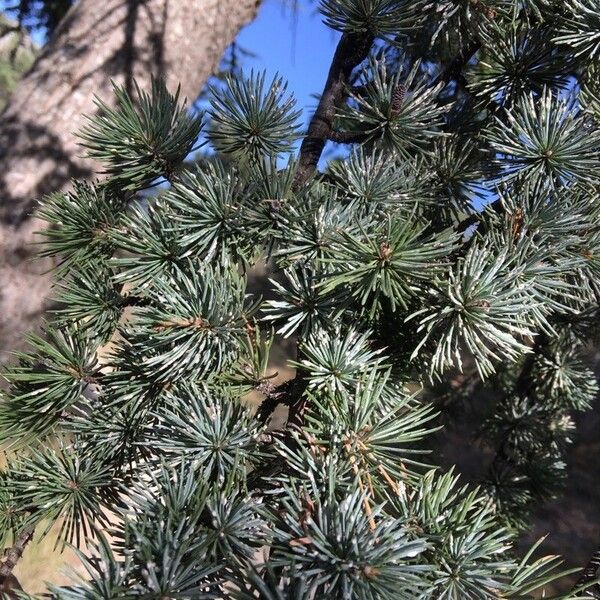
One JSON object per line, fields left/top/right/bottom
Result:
{"left": 0, "top": 0, "right": 598, "bottom": 593}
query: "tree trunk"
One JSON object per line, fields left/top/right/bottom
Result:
{"left": 0, "top": 0, "right": 261, "bottom": 364}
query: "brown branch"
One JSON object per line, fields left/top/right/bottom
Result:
{"left": 328, "top": 129, "right": 369, "bottom": 145}
{"left": 0, "top": 524, "right": 35, "bottom": 594}
{"left": 248, "top": 372, "right": 311, "bottom": 491}
{"left": 256, "top": 376, "right": 308, "bottom": 427}
{"left": 254, "top": 28, "right": 376, "bottom": 493}
{"left": 0, "top": 525, "right": 34, "bottom": 577}
{"left": 573, "top": 545, "right": 600, "bottom": 597}
{"left": 120, "top": 293, "right": 151, "bottom": 308}
{"left": 0, "top": 574, "right": 23, "bottom": 600}
{"left": 293, "top": 31, "right": 375, "bottom": 189}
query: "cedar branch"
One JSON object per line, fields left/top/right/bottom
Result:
{"left": 0, "top": 524, "right": 35, "bottom": 591}
{"left": 293, "top": 31, "right": 375, "bottom": 189}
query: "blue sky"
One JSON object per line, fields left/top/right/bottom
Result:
{"left": 234, "top": 0, "right": 339, "bottom": 129}
{"left": 217, "top": 0, "right": 344, "bottom": 165}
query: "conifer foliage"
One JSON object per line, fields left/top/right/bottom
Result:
{"left": 2, "top": 0, "right": 600, "bottom": 597}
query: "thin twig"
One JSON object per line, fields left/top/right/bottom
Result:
{"left": 346, "top": 443, "right": 376, "bottom": 531}
{"left": 0, "top": 524, "right": 35, "bottom": 582}
{"left": 573, "top": 545, "right": 600, "bottom": 598}
{"left": 256, "top": 377, "right": 308, "bottom": 426}
{"left": 120, "top": 293, "right": 151, "bottom": 308}
{"left": 329, "top": 129, "right": 368, "bottom": 145}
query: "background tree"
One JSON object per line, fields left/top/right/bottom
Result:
{"left": 0, "top": 14, "right": 36, "bottom": 112}
{"left": 1, "top": 0, "right": 600, "bottom": 597}
{"left": 0, "top": 0, "right": 262, "bottom": 365}
{"left": 2, "top": 1, "right": 74, "bottom": 37}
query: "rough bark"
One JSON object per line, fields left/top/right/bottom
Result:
{"left": 0, "top": 0, "right": 261, "bottom": 364}
{"left": 293, "top": 31, "right": 374, "bottom": 189}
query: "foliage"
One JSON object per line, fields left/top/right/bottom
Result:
{"left": 207, "top": 71, "right": 301, "bottom": 160}
{"left": 319, "top": 0, "right": 416, "bottom": 37}
{"left": 79, "top": 79, "right": 202, "bottom": 189}
{"left": 2, "top": 0, "right": 73, "bottom": 35}
{"left": 1, "top": 0, "right": 599, "bottom": 598}
{"left": 0, "top": 14, "right": 36, "bottom": 110}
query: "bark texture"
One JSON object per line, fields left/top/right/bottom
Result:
{"left": 0, "top": 0, "right": 261, "bottom": 364}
